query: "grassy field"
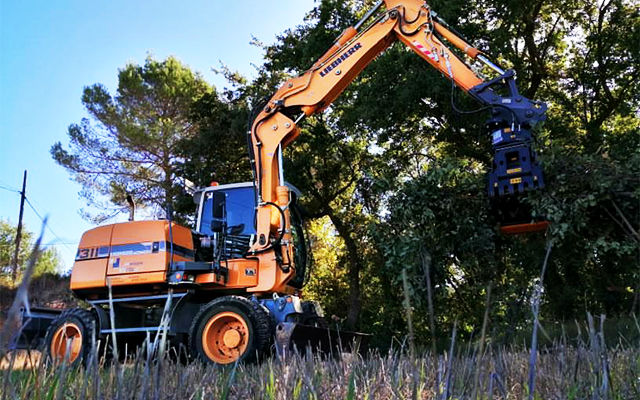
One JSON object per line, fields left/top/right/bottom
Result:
{"left": 1, "top": 243, "right": 638, "bottom": 399}
{"left": 2, "top": 337, "right": 639, "bottom": 399}
{"left": 2, "top": 287, "right": 640, "bottom": 399}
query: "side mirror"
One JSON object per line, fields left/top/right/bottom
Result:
{"left": 211, "top": 191, "right": 226, "bottom": 233}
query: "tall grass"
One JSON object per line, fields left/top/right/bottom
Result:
{"left": 6, "top": 286, "right": 638, "bottom": 399}
{"left": 1, "top": 339, "right": 639, "bottom": 399}
{"left": 1, "top": 224, "right": 639, "bottom": 399}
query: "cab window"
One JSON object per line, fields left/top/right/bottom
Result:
{"left": 200, "top": 187, "right": 256, "bottom": 236}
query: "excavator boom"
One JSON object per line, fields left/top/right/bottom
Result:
{"left": 248, "top": 0, "right": 548, "bottom": 279}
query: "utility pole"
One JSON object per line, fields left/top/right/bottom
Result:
{"left": 11, "top": 170, "right": 27, "bottom": 283}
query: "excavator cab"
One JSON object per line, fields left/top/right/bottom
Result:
{"left": 197, "top": 183, "right": 257, "bottom": 237}
{"left": 194, "top": 182, "right": 309, "bottom": 285}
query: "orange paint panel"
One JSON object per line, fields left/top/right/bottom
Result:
{"left": 195, "top": 259, "right": 260, "bottom": 288}
{"left": 311, "top": 26, "right": 358, "bottom": 69}
{"left": 194, "top": 272, "right": 225, "bottom": 286}
{"left": 282, "top": 18, "right": 396, "bottom": 109}
{"left": 71, "top": 220, "right": 195, "bottom": 294}
{"left": 107, "top": 271, "right": 166, "bottom": 287}
{"left": 247, "top": 253, "right": 295, "bottom": 294}
{"left": 226, "top": 259, "right": 259, "bottom": 288}
{"left": 250, "top": 113, "right": 300, "bottom": 252}
{"left": 77, "top": 225, "right": 114, "bottom": 248}
{"left": 500, "top": 221, "right": 550, "bottom": 235}
{"left": 383, "top": 0, "right": 423, "bottom": 11}
{"left": 70, "top": 258, "right": 108, "bottom": 290}
{"left": 111, "top": 220, "right": 193, "bottom": 249}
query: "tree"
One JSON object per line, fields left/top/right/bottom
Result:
{"left": 174, "top": 78, "right": 253, "bottom": 218}
{"left": 373, "top": 0, "right": 640, "bottom": 339}
{"left": 0, "top": 220, "right": 61, "bottom": 286}
{"left": 51, "top": 56, "right": 212, "bottom": 222}
{"left": 242, "top": 0, "right": 639, "bottom": 339}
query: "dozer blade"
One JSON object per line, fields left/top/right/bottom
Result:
{"left": 500, "top": 220, "right": 549, "bottom": 235}
{"left": 491, "top": 195, "right": 550, "bottom": 235}
{"left": 274, "top": 322, "right": 370, "bottom": 357}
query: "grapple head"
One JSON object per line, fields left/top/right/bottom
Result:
{"left": 488, "top": 127, "right": 544, "bottom": 197}
{"left": 468, "top": 69, "right": 549, "bottom": 233}
{"left": 485, "top": 123, "right": 548, "bottom": 235}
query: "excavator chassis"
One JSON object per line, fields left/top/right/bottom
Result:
{"left": 16, "top": 291, "right": 367, "bottom": 364}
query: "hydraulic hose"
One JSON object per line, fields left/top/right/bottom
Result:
{"left": 245, "top": 201, "right": 287, "bottom": 260}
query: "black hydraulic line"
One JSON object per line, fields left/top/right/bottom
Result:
{"left": 397, "top": 8, "right": 428, "bottom": 36}
{"left": 438, "top": 46, "right": 519, "bottom": 124}
{"left": 255, "top": 139, "right": 264, "bottom": 199}
{"left": 450, "top": 80, "right": 520, "bottom": 127}
{"left": 355, "top": 0, "right": 384, "bottom": 30}
{"left": 449, "top": 80, "right": 491, "bottom": 115}
{"left": 444, "top": 57, "right": 517, "bottom": 124}
{"left": 244, "top": 201, "right": 288, "bottom": 268}
{"left": 167, "top": 204, "right": 175, "bottom": 270}
{"left": 247, "top": 99, "right": 268, "bottom": 200}
{"left": 260, "top": 201, "right": 287, "bottom": 248}
{"left": 400, "top": 6, "right": 422, "bottom": 24}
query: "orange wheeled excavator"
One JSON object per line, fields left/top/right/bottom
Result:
{"left": 18, "top": 0, "right": 548, "bottom": 365}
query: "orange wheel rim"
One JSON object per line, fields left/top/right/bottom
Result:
{"left": 201, "top": 311, "right": 249, "bottom": 364}
{"left": 50, "top": 322, "right": 83, "bottom": 363}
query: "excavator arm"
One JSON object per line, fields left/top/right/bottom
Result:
{"left": 246, "top": 0, "right": 548, "bottom": 290}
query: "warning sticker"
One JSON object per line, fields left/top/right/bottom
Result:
{"left": 412, "top": 41, "right": 437, "bottom": 61}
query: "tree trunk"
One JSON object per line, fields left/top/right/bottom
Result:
{"left": 162, "top": 149, "right": 173, "bottom": 218}
{"left": 327, "top": 211, "right": 362, "bottom": 330}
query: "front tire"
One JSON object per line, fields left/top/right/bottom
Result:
{"left": 189, "top": 296, "right": 271, "bottom": 365}
{"left": 44, "top": 308, "right": 97, "bottom": 366}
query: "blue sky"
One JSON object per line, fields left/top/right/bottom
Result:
{"left": 0, "top": 0, "right": 315, "bottom": 271}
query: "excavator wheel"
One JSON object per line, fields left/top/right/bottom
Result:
{"left": 189, "top": 296, "right": 271, "bottom": 365}
{"left": 44, "top": 308, "right": 97, "bottom": 366}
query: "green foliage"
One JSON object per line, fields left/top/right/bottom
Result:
{"left": 174, "top": 89, "right": 252, "bottom": 220}
{"left": 302, "top": 217, "right": 355, "bottom": 326}
{"left": 526, "top": 148, "right": 639, "bottom": 318}
{"left": 52, "top": 56, "right": 212, "bottom": 222}
{"left": 254, "top": 0, "right": 640, "bottom": 341}
{"left": 0, "top": 220, "right": 61, "bottom": 286}
{"left": 374, "top": 158, "right": 498, "bottom": 341}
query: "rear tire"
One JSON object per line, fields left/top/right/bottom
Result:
{"left": 189, "top": 296, "right": 271, "bottom": 365}
{"left": 44, "top": 308, "right": 97, "bottom": 366}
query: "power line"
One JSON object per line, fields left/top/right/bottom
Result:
{"left": 0, "top": 184, "right": 21, "bottom": 194}
{"left": 23, "top": 196, "right": 75, "bottom": 255}
{"left": 2, "top": 184, "right": 77, "bottom": 255}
